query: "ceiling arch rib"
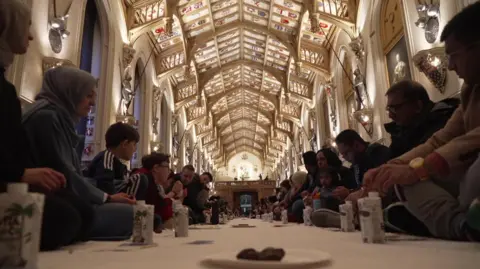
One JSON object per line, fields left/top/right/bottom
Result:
{"left": 209, "top": 86, "right": 278, "bottom": 111}
{"left": 226, "top": 145, "right": 263, "bottom": 160}
{"left": 218, "top": 118, "right": 268, "bottom": 136}
{"left": 124, "top": 0, "right": 360, "bottom": 168}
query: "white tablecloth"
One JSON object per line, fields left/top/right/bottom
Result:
{"left": 39, "top": 219, "right": 480, "bottom": 269}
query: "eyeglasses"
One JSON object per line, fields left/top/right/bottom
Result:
{"left": 446, "top": 41, "right": 480, "bottom": 63}
{"left": 386, "top": 101, "right": 408, "bottom": 114}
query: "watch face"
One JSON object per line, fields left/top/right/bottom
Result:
{"left": 425, "top": 17, "right": 440, "bottom": 44}
{"left": 410, "top": 157, "right": 424, "bottom": 168}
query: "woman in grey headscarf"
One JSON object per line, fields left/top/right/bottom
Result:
{"left": 23, "top": 66, "right": 137, "bottom": 240}
{"left": 0, "top": 0, "right": 94, "bottom": 251}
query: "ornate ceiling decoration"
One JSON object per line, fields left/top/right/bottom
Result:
{"left": 123, "top": 0, "right": 358, "bottom": 168}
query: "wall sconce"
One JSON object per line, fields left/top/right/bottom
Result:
{"left": 413, "top": 47, "right": 447, "bottom": 93}
{"left": 150, "top": 141, "right": 163, "bottom": 153}
{"left": 42, "top": 57, "right": 74, "bottom": 74}
{"left": 48, "top": 15, "right": 70, "bottom": 53}
{"left": 116, "top": 114, "right": 137, "bottom": 126}
{"left": 172, "top": 157, "right": 178, "bottom": 167}
{"left": 353, "top": 108, "right": 373, "bottom": 136}
{"left": 415, "top": 3, "right": 440, "bottom": 44}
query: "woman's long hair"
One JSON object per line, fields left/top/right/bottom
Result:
{"left": 318, "top": 148, "right": 343, "bottom": 168}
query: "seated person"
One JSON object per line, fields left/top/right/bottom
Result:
{"left": 316, "top": 148, "right": 357, "bottom": 198}
{"left": 317, "top": 168, "right": 344, "bottom": 212}
{"left": 134, "top": 153, "right": 183, "bottom": 228}
{"left": 85, "top": 122, "right": 148, "bottom": 200}
{"left": 357, "top": 3, "right": 480, "bottom": 241}
{"left": 197, "top": 172, "right": 213, "bottom": 208}
{"left": 280, "top": 171, "right": 308, "bottom": 222}
{"left": 277, "top": 180, "right": 291, "bottom": 203}
{"left": 335, "top": 129, "right": 390, "bottom": 187}
{"left": 381, "top": 81, "right": 457, "bottom": 236}
{"left": 179, "top": 165, "right": 208, "bottom": 223}
{"left": 384, "top": 80, "right": 459, "bottom": 159}
{"left": 22, "top": 66, "right": 140, "bottom": 240}
{"left": 289, "top": 153, "right": 318, "bottom": 222}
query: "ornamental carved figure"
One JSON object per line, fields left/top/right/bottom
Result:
{"left": 122, "top": 44, "right": 136, "bottom": 69}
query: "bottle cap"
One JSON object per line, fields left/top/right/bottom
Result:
{"left": 368, "top": 192, "right": 379, "bottom": 198}
{"left": 137, "top": 200, "right": 146, "bottom": 205}
{"left": 7, "top": 183, "right": 28, "bottom": 194}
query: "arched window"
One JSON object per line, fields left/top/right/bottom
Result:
{"left": 77, "top": 0, "right": 102, "bottom": 166}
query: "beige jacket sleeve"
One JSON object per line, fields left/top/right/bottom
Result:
{"left": 397, "top": 107, "right": 474, "bottom": 176}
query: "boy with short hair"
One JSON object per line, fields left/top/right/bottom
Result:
{"left": 85, "top": 122, "right": 148, "bottom": 200}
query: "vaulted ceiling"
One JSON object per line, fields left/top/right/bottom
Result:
{"left": 123, "top": 0, "right": 358, "bottom": 168}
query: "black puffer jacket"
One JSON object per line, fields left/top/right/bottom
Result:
{"left": 0, "top": 68, "right": 28, "bottom": 186}
{"left": 385, "top": 98, "right": 460, "bottom": 159}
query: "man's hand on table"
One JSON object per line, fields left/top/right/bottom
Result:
{"left": 364, "top": 164, "right": 420, "bottom": 195}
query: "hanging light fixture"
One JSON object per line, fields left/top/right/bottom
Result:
{"left": 48, "top": 14, "right": 70, "bottom": 53}
{"left": 413, "top": 47, "right": 447, "bottom": 93}
{"left": 415, "top": 3, "right": 440, "bottom": 44}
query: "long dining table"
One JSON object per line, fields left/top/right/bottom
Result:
{"left": 38, "top": 218, "right": 480, "bottom": 269}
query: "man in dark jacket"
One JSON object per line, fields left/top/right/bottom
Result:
{"left": 335, "top": 129, "right": 391, "bottom": 186}
{"left": 381, "top": 81, "right": 459, "bottom": 237}
{"left": 384, "top": 80, "right": 459, "bottom": 159}
{"left": 178, "top": 165, "right": 206, "bottom": 223}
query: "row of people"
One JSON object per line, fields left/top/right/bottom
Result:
{"left": 0, "top": 0, "right": 214, "bottom": 250}
{"left": 271, "top": 2, "right": 480, "bottom": 241}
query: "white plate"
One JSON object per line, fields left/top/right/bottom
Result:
{"left": 231, "top": 224, "right": 256, "bottom": 228}
{"left": 199, "top": 249, "right": 331, "bottom": 269}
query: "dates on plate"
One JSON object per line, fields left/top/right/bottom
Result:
{"left": 237, "top": 247, "right": 285, "bottom": 261}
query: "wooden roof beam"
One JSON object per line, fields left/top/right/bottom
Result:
{"left": 207, "top": 86, "right": 279, "bottom": 112}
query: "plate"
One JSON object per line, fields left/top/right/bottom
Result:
{"left": 189, "top": 225, "right": 221, "bottom": 230}
{"left": 199, "top": 249, "right": 331, "bottom": 269}
{"left": 231, "top": 224, "right": 256, "bottom": 228}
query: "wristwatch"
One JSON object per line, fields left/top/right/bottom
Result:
{"left": 409, "top": 157, "right": 430, "bottom": 181}
{"left": 105, "top": 195, "right": 112, "bottom": 203}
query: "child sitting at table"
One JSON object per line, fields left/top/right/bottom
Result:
{"left": 85, "top": 122, "right": 148, "bottom": 200}
{"left": 318, "top": 168, "right": 343, "bottom": 211}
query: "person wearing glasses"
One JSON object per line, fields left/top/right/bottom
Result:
{"left": 357, "top": 2, "right": 480, "bottom": 241}
{"left": 134, "top": 153, "right": 178, "bottom": 231}
{"left": 384, "top": 80, "right": 459, "bottom": 159}
{"left": 335, "top": 129, "right": 390, "bottom": 187}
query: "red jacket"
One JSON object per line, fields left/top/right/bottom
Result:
{"left": 133, "top": 168, "right": 173, "bottom": 221}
